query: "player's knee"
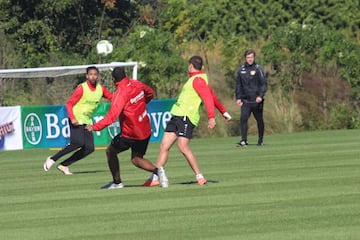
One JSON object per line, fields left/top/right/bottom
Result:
{"left": 240, "top": 116, "right": 248, "bottom": 122}
{"left": 131, "top": 156, "right": 141, "bottom": 167}
{"left": 69, "top": 141, "right": 83, "bottom": 149}
{"left": 84, "top": 146, "right": 94, "bottom": 156}
{"left": 107, "top": 145, "right": 121, "bottom": 158}
{"left": 177, "top": 143, "right": 189, "bottom": 154}
{"left": 159, "top": 143, "right": 170, "bottom": 153}
{"left": 106, "top": 146, "right": 114, "bottom": 156}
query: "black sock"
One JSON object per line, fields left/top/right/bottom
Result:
{"left": 113, "top": 179, "right": 121, "bottom": 184}
{"left": 153, "top": 168, "right": 158, "bottom": 176}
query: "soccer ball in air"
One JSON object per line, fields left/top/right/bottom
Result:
{"left": 96, "top": 40, "right": 113, "bottom": 56}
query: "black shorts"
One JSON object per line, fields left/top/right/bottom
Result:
{"left": 69, "top": 123, "right": 94, "bottom": 148}
{"left": 110, "top": 134, "right": 150, "bottom": 158}
{"left": 165, "top": 116, "right": 195, "bottom": 139}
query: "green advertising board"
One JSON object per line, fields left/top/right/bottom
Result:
{"left": 20, "top": 98, "right": 177, "bottom": 149}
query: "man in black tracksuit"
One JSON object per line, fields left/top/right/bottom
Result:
{"left": 235, "top": 49, "right": 267, "bottom": 146}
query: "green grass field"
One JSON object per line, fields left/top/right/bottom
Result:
{"left": 0, "top": 129, "right": 359, "bottom": 240}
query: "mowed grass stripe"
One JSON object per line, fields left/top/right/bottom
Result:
{"left": 0, "top": 129, "right": 359, "bottom": 240}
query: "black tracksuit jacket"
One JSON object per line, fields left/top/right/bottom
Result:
{"left": 235, "top": 62, "right": 267, "bottom": 101}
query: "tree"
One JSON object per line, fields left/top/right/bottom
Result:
{"left": 110, "top": 25, "right": 186, "bottom": 98}
{"left": 262, "top": 23, "right": 360, "bottom": 129}
{"left": 0, "top": 0, "right": 138, "bottom": 67}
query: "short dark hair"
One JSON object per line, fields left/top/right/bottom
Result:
{"left": 189, "top": 55, "right": 203, "bottom": 70}
{"left": 112, "top": 67, "right": 126, "bottom": 83}
{"left": 86, "top": 66, "right": 99, "bottom": 74}
{"left": 244, "top": 49, "right": 256, "bottom": 58}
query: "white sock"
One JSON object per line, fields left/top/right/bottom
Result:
{"left": 196, "top": 173, "right": 204, "bottom": 179}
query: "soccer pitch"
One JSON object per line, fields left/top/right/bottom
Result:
{"left": 0, "top": 129, "right": 359, "bottom": 240}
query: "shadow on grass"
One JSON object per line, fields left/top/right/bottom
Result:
{"left": 235, "top": 143, "right": 266, "bottom": 148}
{"left": 178, "top": 180, "right": 219, "bottom": 185}
{"left": 96, "top": 180, "right": 220, "bottom": 189}
{"left": 73, "top": 170, "right": 108, "bottom": 174}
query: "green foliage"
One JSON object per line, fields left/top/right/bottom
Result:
{"left": 327, "top": 102, "right": 360, "bottom": 129}
{"left": 0, "top": 0, "right": 360, "bottom": 133}
{"left": 319, "top": 33, "right": 360, "bottom": 97}
{"left": 0, "top": 0, "right": 137, "bottom": 67}
{"left": 262, "top": 23, "right": 360, "bottom": 95}
{"left": 2, "top": 80, "right": 30, "bottom": 106}
{"left": 110, "top": 25, "right": 187, "bottom": 98}
{"left": 261, "top": 22, "right": 360, "bottom": 130}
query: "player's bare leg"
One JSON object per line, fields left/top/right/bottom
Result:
{"left": 177, "top": 136, "right": 207, "bottom": 185}
{"left": 106, "top": 145, "right": 121, "bottom": 184}
{"left": 156, "top": 131, "right": 177, "bottom": 167}
{"left": 100, "top": 145, "right": 124, "bottom": 189}
{"left": 177, "top": 137, "right": 200, "bottom": 175}
{"left": 131, "top": 156, "right": 156, "bottom": 172}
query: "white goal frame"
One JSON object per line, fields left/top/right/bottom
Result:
{"left": 0, "top": 62, "right": 138, "bottom": 79}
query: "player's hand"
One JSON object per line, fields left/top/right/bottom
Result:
{"left": 208, "top": 118, "right": 216, "bottom": 129}
{"left": 256, "top": 97, "right": 263, "bottom": 103}
{"left": 85, "top": 125, "right": 94, "bottom": 132}
{"left": 223, "top": 112, "right": 232, "bottom": 122}
{"left": 71, "top": 119, "right": 79, "bottom": 126}
{"left": 236, "top": 99, "right": 243, "bottom": 107}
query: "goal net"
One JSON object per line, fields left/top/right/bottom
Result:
{"left": 0, "top": 62, "right": 138, "bottom": 105}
